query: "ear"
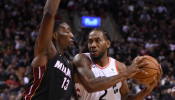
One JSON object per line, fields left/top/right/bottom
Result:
{"left": 106, "top": 40, "right": 111, "bottom": 49}
{"left": 53, "top": 32, "right": 59, "bottom": 40}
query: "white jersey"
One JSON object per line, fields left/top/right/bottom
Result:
{"left": 76, "top": 53, "right": 122, "bottom": 100}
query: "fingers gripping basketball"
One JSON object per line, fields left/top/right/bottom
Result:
{"left": 134, "top": 56, "right": 162, "bottom": 85}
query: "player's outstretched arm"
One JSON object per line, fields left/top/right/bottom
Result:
{"left": 34, "top": 0, "right": 61, "bottom": 58}
{"left": 73, "top": 54, "right": 148, "bottom": 93}
{"left": 36, "top": 0, "right": 61, "bottom": 52}
{"left": 32, "top": 0, "right": 61, "bottom": 67}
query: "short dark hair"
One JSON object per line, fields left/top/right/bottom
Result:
{"left": 53, "top": 20, "right": 66, "bottom": 33}
{"left": 89, "top": 28, "right": 111, "bottom": 41}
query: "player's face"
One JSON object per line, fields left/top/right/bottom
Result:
{"left": 57, "top": 23, "right": 74, "bottom": 50}
{"left": 88, "top": 30, "right": 110, "bottom": 60}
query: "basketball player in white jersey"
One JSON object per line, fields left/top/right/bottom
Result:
{"left": 73, "top": 28, "right": 161, "bottom": 100}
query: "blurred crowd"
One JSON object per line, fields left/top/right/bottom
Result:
{"left": 0, "top": 0, "right": 175, "bottom": 100}
{"left": 110, "top": 0, "right": 175, "bottom": 100}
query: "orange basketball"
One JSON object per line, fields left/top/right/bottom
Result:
{"left": 134, "top": 56, "right": 162, "bottom": 85}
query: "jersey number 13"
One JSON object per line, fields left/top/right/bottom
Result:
{"left": 61, "top": 77, "right": 70, "bottom": 90}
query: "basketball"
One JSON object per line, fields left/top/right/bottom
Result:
{"left": 134, "top": 56, "right": 162, "bottom": 85}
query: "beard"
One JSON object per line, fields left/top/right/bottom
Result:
{"left": 91, "top": 51, "right": 105, "bottom": 61}
{"left": 67, "top": 45, "right": 73, "bottom": 50}
{"left": 65, "top": 42, "right": 74, "bottom": 51}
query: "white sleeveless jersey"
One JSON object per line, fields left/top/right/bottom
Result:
{"left": 76, "top": 53, "right": 122, "bottom": 100}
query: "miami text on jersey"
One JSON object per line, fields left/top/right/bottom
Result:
{"left": 54, "top": 60, "right": 71, "bottom": 78}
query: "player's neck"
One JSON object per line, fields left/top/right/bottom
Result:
{"left": 56, "top": 46, "right": 64, "bottom": 56}
{"left": 93, "top": 55, "right": 109, "bottom": 67}
{"left": 53, "top": 41, "right": 65, "bottom": 56}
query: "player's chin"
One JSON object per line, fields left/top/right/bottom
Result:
{"left": 90, "top": 53, "right": 98, "bottom": 58}
{"left": 69, "top": 41, "right": 74, "bottom": 46}
{"left": 68, "top": 43, "right": 74, "bottom": 49}
{"left": 91, "top": 55, "right": 101, "bottom": 60}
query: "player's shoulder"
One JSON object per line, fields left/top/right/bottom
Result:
{"left": 73, "top": 53, "right": 87, "bottom": 60}
{"left": 115, "top": 60, "right": 127, "bottom": 73}
{"left": 72, "top": 53, "right": 91, "bottom": 65}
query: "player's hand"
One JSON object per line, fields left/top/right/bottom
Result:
{"left": 144, "top": 70, "right": 161, "bottom": 93}
{"left": 126, "top": 56, "right": 149, "bottom": 78}
{"left": 144, "top": 76, "right": 159, "bottom": 93}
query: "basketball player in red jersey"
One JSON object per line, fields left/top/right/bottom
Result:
{"left": 22, "top": 0, "right": 77, "bottom": 99}
{"left": 73, "top": 28, "right": 161, "bottom": 100}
